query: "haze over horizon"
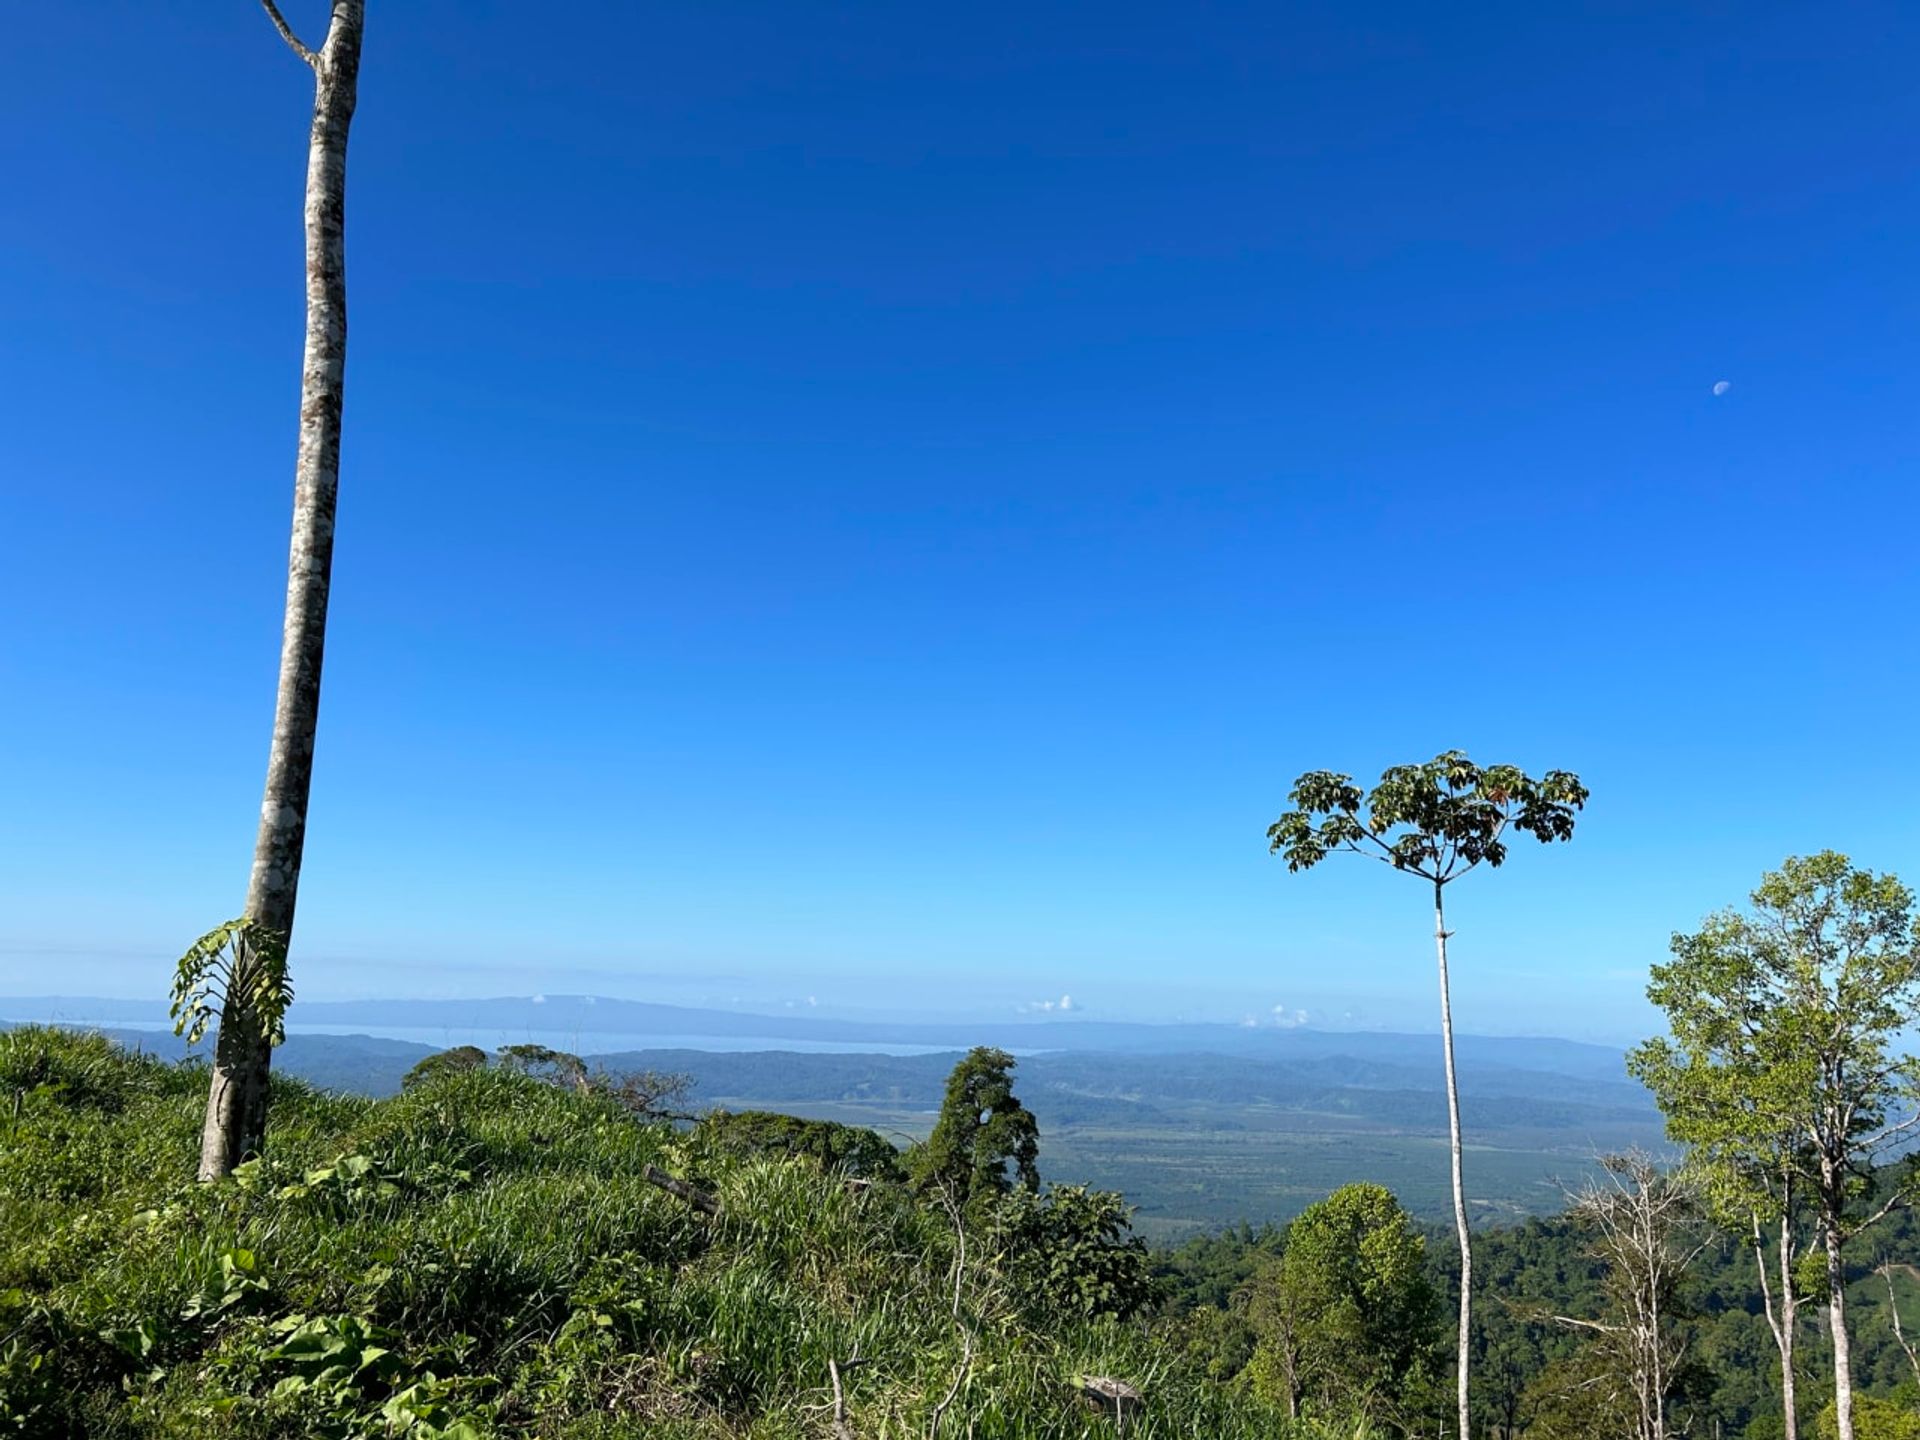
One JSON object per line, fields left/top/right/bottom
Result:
{"left": 4, "top": 2, "right": 1918, "bottom": 1045}
{"left": 0, "top": 983, "right": 1646, "bottom": 1048}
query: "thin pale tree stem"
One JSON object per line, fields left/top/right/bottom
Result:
{"left": 200, "top": 0, "right": 364, "bottom": 1180}
{"left": 1436, "top": 880, "right": 1472, "bottom": 1439}
{"left": 1823, "top": 1195, "right": 1854, "bottom": 1440}
{"left": 1752, "top": 1210, "right": 1799, "bottom": 1440}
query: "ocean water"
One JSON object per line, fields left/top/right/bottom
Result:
{"left": 289, "top": 1023, "right": 957, "bottom": 1057}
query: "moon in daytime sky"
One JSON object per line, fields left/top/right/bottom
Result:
{"left": 1711, "top": 380, "right": 1732, "bottom": 396}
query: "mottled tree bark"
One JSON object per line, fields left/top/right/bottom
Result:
{"left": 1436, "top": 881, "right": 1472, "bottom": 1440}
{"left": 199, "top": 0, "right": 363, "bottom": 1180}
{"left": 1822, "top": 1193, "right": 1855, "bottom": 1440}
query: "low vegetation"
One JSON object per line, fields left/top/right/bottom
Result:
{"left": 0, "top": 1029, "right": 1316, "bottom": 1439}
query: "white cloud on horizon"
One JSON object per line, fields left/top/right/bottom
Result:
{"left": 1016, "top": 992, "right": 1078, "bottom": 1015}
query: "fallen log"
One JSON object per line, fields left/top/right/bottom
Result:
{"left": 643, "top": 1163, "right": 719, "bottom": 1215}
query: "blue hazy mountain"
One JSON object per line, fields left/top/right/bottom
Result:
{"left": 1, "top": 992, "right": 1632, "bottom": 1079}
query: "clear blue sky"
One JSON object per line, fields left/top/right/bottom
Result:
{"left": 2, "top": 2, "right": 1916, "bottom": 1042}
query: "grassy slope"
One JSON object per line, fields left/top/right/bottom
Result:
{"left": 0, "top": 1027, "right": 1324, "bottom": 1440}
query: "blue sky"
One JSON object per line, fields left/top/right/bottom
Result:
{"left": 2, "top": 2, "right": 1916, "bottom": 1043}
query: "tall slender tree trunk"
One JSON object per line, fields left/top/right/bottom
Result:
{"left": 1650, "top": 1226, "right": 1667, "bottom": 1440}
{"left": 1752, "top": 1208, "right": 1800, "bottom": 1440}
{"left": 1822, "top": 1197, "right": 1854, "bottom": 1440}
{"left": 1435, "top": 880, "right": 1472, "bottom": 1439}
{"left": 199, "top": 0, "right": 364, "bottom": 1181}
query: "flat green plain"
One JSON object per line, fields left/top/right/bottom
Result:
{"left": 699, "top": 1095, "right": 1643, "bottom": 1241}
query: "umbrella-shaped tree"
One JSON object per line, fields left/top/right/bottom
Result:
{"left": 1268, "top": 751, "right": 1589, "bottom": 1439}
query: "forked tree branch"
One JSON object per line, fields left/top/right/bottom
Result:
{"left": 1851, "top": 1185, "right": 1912, "bottom": 1239}
{"left": 1751, "top": 1214, "right": 1794, "bottom": 1347}
{"left": 827, "top": 1349, "right": 867, "bottom": 1440}
{"left": 260, "top": 0, "right": 319, "bottom": 66}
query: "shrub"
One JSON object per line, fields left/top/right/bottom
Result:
{"left": 1818, "top": 1397, "right": 1920, "bottom": 1440}
{"left": 696, "top": 1110, "right": 904, "bottom": 1181}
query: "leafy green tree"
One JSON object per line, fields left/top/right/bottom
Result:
{"left": 909, "top": 1047, "right": 1039, "bottom": 1217}
{"left": 1630, "top": 853, "right": 1920, "bottom": 1440}
{"left": 1243, "top": 1183, "right": 1441, "bottom": 1427}
{"left": 1174, "top": 1302, "right": 1259, "bottom": 1385}
{"left": 1680, "top": 1119, "right": 1818, "bottom": 1440}
{"left": 401, "top": 1046, "right": 488, "bottom": 1089}
{"left": 1520, "top": 1346, "right": 1644, "bottom": 1440}
{"left": 990, "top": 1184, "right": 1155, "bottom": 1321}
{"left": 1269, "top": 750, "right": 1588, "bottom": 1437}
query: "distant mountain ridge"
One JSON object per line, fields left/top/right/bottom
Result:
{"left": 0, "top": 992, "right": 1632, "bottom": 1079}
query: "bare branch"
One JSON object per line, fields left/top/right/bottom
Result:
{"left": 1542, "top": 1311, "right": 1619, "bottom": 1336}
{"left": 936, "top": 1183, "right": 967, "bottom": 1323}
{"left": 1858, "top": 1109, "right": 1920, "bottom": 1153}
{"left": 929, "top": 1182, "right": 976, "bottom": 1439}
{"left": 928, "top": 1324, "right": 973, "bottom": 1439}
{"left": 1851, "top": 1186, "right": 1911, "bottom": 1239}
{"left": 1880, "top": 1266, "right": 1920, "bottom": 1388}
{"left": 828, "top": 1350, "right": 866, "bottom": 1440}
{"left": 1337, "top": 830, "right": 1405, "bottom": 870}
{"left": 259, "top": 0, "right": 318, "bottom": 66}
{"left": 1750, "top": 1214, "right": 1788, "bottom": 1350}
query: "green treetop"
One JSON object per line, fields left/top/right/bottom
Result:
{"left": 910, "top": 1046, "right": 1040, "bottom": 1218}
{"left": 1244, "top": 1182, "right": 1440, "bottom": 1426}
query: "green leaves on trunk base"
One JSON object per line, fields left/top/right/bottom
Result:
{"left": 169, "top": 918, "right": 294, "bottom": 1048}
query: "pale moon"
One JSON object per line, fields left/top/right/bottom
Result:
{"left": 1712, "top": 380, "right": 1732, "bottom": 396}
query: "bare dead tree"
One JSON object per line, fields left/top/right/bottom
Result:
{"left": 1543, "top": 1153, "right": 1708, "bottom": 1440}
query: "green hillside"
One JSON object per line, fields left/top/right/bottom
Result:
{"left": 0, "top": 1027, "right": 1316, "bottom": 1440}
